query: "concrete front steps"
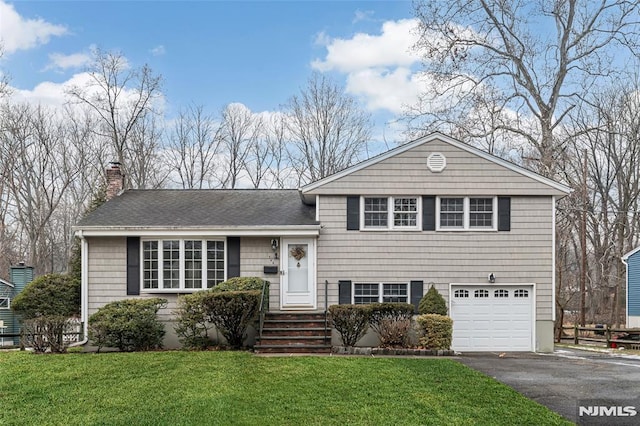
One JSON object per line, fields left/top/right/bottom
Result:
{"left": 255, "top": 312, "right": 331, "bottom": 354}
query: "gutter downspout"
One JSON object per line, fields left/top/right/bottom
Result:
{"left": 70, "top": 231, "right": 89, "bottom": 347}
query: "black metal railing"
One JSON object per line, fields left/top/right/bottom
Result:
{"left": 258, "top": 280, "right": 270, "bottom": 340}
{"left": 324, "top": 280, "right": 329, "bottom": 344}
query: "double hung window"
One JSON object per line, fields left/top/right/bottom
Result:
{"left": 353, "top": 282, "right": 409, "bottom": 304}
{"left": 363, "top": 198, "right": 388, "bottom": 228}
{"left": 438, "top": 197, "right": 496, "bottom": 230}
{"left": 363, "top": 196, "right": 420, "bottom": 230}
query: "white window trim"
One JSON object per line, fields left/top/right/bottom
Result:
{"left": 360, "top": 196, "right": 422, "bottom": 231}
{"left": 140, "top": 237, "right": 227, "bottom": 293}
{"left": 0, "top": 297, "right": 9, "bottom": 309}
{"left": 352, "top": 282, "right": 410, "bottom": 304}
{"left": 436, "top": 196, "right": 497, "bottom": 231}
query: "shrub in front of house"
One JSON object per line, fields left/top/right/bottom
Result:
{"left": 329, "top": 304, "right": 370, "bottom": 347}
{"left": 19, "top": 316, "right": 78, "bottom": 354}
{"left": 418, "top": 285, "right": 447, "bottom": 316}
{"left": 375, "top": 318, "right": 413, "bottom": 348}
{"left": 367, "top": 303, "right": 415, "bottom": 348}
{"left": 11, "top": 273, "right": 80, "bottom": 353}
{"left": 416, "top": 314, "right": 453, "bottom": 350}
{"left": 173, "top": 277, "right": 268, "bottom": 349}
{"left": 174, "top": 292, "right": 212, "bottom": 350}
{"left": 88, "top": 298, "right": 167, "bottom": 352}
{"left": 201, "top": 290, "right": 261, "bottom": 348}
{"left": 212, "top": 277, "right": 269, "bottom": 311}
{"left": 212, "top": 277, "right": 268, "bottom": 292}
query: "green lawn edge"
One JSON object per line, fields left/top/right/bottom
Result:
{"left": 0, "top": 351, "right": 570, "bottom": 425}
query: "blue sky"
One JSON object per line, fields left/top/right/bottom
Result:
{"left": 1, "top": 1, "right": 423, "bottom": 143}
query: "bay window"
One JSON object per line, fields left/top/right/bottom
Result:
{"left": 142, "top": 238, "right": 225, "bottom": 291}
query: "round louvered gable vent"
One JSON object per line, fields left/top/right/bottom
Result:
{"left": 427, "top": 152, "right": 447, "bottom": 172}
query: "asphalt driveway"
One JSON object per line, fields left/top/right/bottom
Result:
{"left": 456, "top": 347, "right": 640, "bottom": 424}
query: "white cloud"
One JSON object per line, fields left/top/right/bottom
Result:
{"left": 10, "top": 72, "right": 92, "bottom": 108}
{"left": 314, "top": 31, "right": 330, "bottom": 47}
{"left": 150, "top": 45, "right": 166, "bottom": 56}
{"left": 0, "top": 0, "right": 67, "bottom": 54}
{"left": 310, "top": 18, "right": 428, "bottom": 119}
{"left": 44, "top": 52, "right": 91, "bottom": 71}
{"left": 10, "top": 67, "right": 166, "bottom": 114}
{"left": 312, "top": 18, "right": 420, "bottom": 73}
{"left": 345, "top": 68, "right": 426, "bottom": 114}
{"left": 352, "top": 10, "right": 375, "bottom": 24}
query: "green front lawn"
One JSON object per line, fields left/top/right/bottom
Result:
{"left": 0, "top": 351, "right": 569, "bottom": 425}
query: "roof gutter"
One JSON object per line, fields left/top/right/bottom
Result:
{"left": 73, "top": 225, "right": 321, "bottom": 237}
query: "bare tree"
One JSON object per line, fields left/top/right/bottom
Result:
{"left": 0, "top": 44, "right": 10, "bottom": 99}
{"left": 0, "top": 103, "right": 19, "bottom": 278}
{"left": 0, "top": 103, "right": 83, "bottom": 274}
{"left": 243, "top": 120, "right": 273, "bottom": 189}
{"left": 265, "top": 113, "right": 296, "bottom": 188}
{"left": 284, "top": 72, "right": 371, "bottom": 184}
{"left": 219, "top": 103, "right": 261, "bottom": 188}
{"left": 411, "top": 0, "right": 640, "bottom": 177}
{"left": 126, "top": 110, "right": 167, "bottom": 189}
{"left": 165, "top": 104, "right": 223, "bottom": 189}
{"left": 564, "top": 83, "right": 640, "bottom": 326}
{"left": 65, "top": 49, "right": 162, "bottom": 187}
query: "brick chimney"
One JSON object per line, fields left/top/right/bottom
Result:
{"left": 106, "top": 162, "right": 125, "bottom": 200}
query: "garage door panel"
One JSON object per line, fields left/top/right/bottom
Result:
{"left": 451, "top": 285, "right": 533, "bottom": 352}
{"left": 492, "top": 320, "right": 512, "bottom": 328}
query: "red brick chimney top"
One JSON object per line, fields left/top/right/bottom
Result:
{"left": 106, "top": 162, "right": 125, "bottom": 200}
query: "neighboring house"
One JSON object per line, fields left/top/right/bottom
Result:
{"left": 0, "top": 278, "right": 13, "bottom": 346}
{"left": 623, "top": 247, "right": 640, "bottom": 327}
{"left": 0, "top": 264, "right": 34, "bottom": 346}
{"left": 74, "top": 133, "right": 571, "bottom": 352}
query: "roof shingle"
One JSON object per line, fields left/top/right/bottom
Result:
{"left": 76, "top": 189, "right": 318, "bottom": 228}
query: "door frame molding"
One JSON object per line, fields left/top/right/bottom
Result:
{"left": 280, "top": 237, "right": 317, "bottom": 310}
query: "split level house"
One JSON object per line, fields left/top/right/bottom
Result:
{"left": 74, "top": 132, "right": 571, "bottom": 352}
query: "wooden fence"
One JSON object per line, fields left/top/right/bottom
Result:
{"left": 561, "top": 325, "right": 640, "bottom": 349}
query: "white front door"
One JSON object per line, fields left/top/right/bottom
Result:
{"left": 281, "top": 238, "right": 316, "bottom": 309}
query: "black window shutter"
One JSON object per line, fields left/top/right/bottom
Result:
{"left": 498, "top": 197, "right": 511, "bottom": 231}
{"left": 338, "top": 280, "right": 352, "bottom": 304}
{"left": 346, "top": 196, "right": 360, "bottom": 230}
{"left": 227, "top": 237, "right": 241, "bottom": 278}
{"left": 422, "top": 196, "right": 436, "bottom": 231}
{"left": 410, "top": 280, "right": 424, "bottom": 313}
{"left": 126, "top": 237, "right": 140, "bottom": 295}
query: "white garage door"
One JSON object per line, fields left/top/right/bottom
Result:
{"left": 450, "top": 285, "right": 534, "bottom": 352}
